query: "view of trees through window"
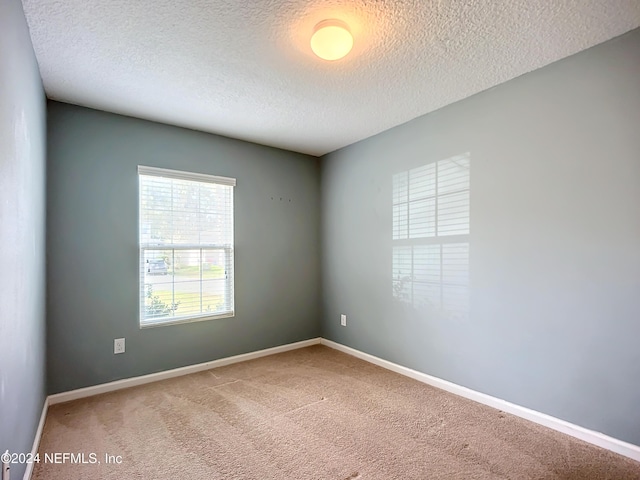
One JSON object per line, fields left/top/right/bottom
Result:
{"left": 139, "top": 169, "right": 234, "bottom": 325}
{"left": 392, "top": 153, "right": 470, "bottom": 319}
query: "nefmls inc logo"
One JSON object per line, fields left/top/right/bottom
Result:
{"left": 45, "top": 452, "right": 99, "bottom": 464}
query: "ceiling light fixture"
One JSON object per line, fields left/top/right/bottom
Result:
{"left": 310, "top": 19, "right": 353, "bottom": 61}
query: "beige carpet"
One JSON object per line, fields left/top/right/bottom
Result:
{"left": 34, "top": 345, "right": 640, "bottom": 479}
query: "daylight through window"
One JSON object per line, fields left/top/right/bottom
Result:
{"left": 392, "top": 154, "right": 470, "bottom": 317}
{"left": 138, "top": 166, "right": 235, "bottom": 327}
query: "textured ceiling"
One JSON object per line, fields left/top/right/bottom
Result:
{"left": 21, "top": 0, "right": 640, "bottom": 156}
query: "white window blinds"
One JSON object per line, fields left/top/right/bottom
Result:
{"left": 138, "top": 166, "right": 235, "bottom": 327}
{"left": 391, "top": 154, "right": 470, "bottom": 319}
{"left": 392, "top": 154, "right": 470, "bottom": 240}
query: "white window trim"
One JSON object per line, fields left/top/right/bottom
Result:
{"left": 138, "top": 165, "right": 236, "bottom": 186}
{"left": 138, "top": 165, "right": 235, "bottom": 328}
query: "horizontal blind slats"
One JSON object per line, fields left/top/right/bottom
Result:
{"left": 392, "top": 153, "right": 470, "bottom": 240}
{"left": 139, "top": 169, "right": 235, "bottom": 325}
{"left": 392, "top": 154, "right": 470, "bottom": 316}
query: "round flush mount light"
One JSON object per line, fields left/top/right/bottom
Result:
{"left": 310, "top": 19, "right": 353, "bottom": 61}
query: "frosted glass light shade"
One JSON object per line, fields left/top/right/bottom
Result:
{"left": 310, "top": 20, "right": 353, "bottom": 61}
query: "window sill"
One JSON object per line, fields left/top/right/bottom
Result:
{"left": 140, "top": 311, "right": 234, "bottom": 329}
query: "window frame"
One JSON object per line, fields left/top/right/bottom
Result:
{"left": 392, "top": 154, "right": 470, "bottom": 315}
{"left": 138, "top": 165, "right": 236, "bottom": 328}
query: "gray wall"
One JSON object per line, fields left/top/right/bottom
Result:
{"left": 321, "top": 29, "right": 640, "bottom": 445}
{"left": 47, "top": 102, "right": 321, "bottom": 394}
{"left": 0, "top": 0, "right": 47, "bottom": 478}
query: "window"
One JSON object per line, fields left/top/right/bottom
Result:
{"left": 392, "top": 154, "right": 470, "bottom": 318}
{"left": 392, "top": 155, "right": 470, "bottom": 240}
{"left": 138, "top": 166, "right": 235, "bottom": 327}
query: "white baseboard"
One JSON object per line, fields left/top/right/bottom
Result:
{"left": 320, "top": 338, "right": 640, "bottom": 463}
{"left": 23, "top": 397, "right": 48, "bottom": 480}
{"left": 48, "top": 338, "right": 321, "bottom": 405}
{"left": 37, "top": 336, "right": 640, "bottom": 465}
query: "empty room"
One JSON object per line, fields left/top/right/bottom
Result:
{"left": 1, "top": 0, "right": 639, "bottom": 478}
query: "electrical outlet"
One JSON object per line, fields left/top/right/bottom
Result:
{"left": 114, "top": 338, "right": 125, "bottom": 354}
{"left": 340, "top": 314, "right": 347, "bottom": 327}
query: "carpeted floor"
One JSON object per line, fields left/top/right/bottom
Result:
{"left": 34, "top": 345, "right": 640, "bottom": 479}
